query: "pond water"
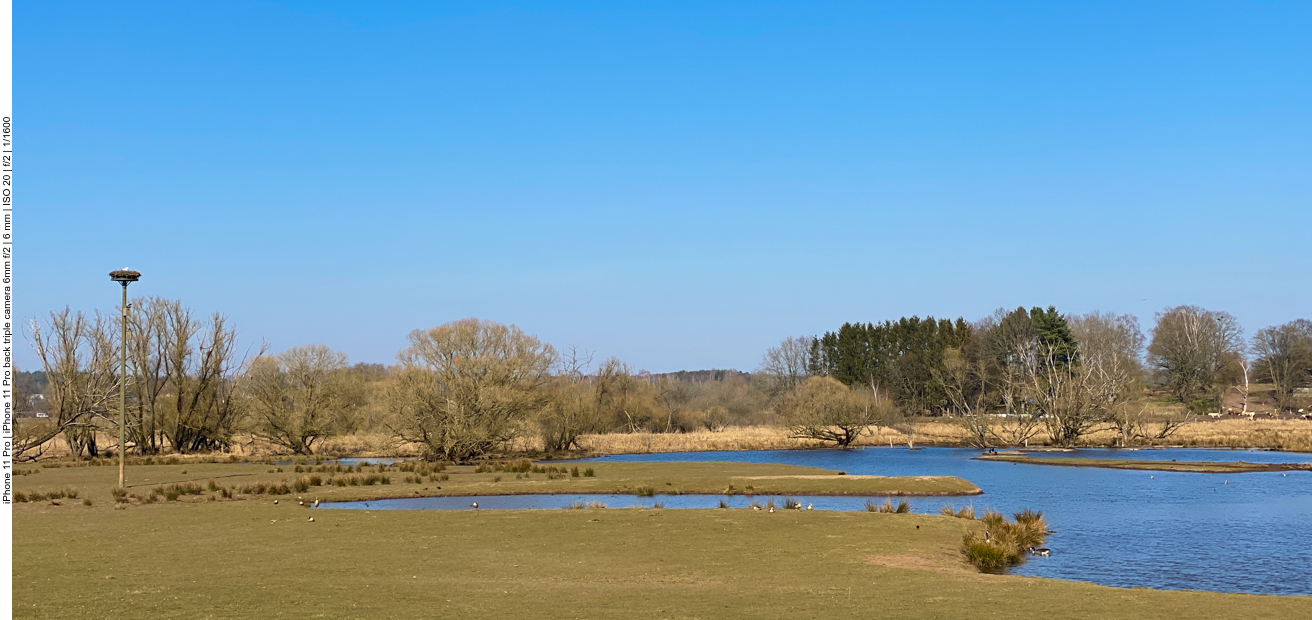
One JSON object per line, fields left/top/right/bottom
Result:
{"left": 322, "top": 447, "right": 1312, "bottom": 595}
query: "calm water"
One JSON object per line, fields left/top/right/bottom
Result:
{"left": 322, "top": 447, "right": 1312, "bottom": 595}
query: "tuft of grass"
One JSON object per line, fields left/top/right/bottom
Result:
{"left": 19, "top": 488, "right": 82, "bottom": 503}
{"left": 964, "top": 540, "right": 1011, "bottom": 573}
{"left": 939, "top": 505, "right": 975, "bottom": 519}
{"left": 583, "top": 467, "right": 595, "bottom": 477}
{"left": 868, "top": 499, "right": 910, "bottom": 513}
{"left": 783, "top": 497, "right": 800, "bottom": 509}
{"left": 718, "top": 499, "right": 729, "bottom": 509}
{"left": 152, "top": 482, "right": 204, "bottom": 501}
{"left": 635, "top": 486, "right": 656, "bottom": 497}
{"left": 570, "top": 467, "right": 580, "bottom": 477}
{"left": 961, "top": 507, "right": 1050, "bottom": 573}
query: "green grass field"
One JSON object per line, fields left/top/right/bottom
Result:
{"left": 976, "top": 454, "right": 1312, "bottom": 473}
{"left": 13, "top": 461, "right": 1311, "bottom": 619}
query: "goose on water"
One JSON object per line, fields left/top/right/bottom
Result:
{"left": 1027, "top": 547, "right": 1051, "bottom": 557}
{"left": 471, "top": 502, "right": 479, "bottom": 509}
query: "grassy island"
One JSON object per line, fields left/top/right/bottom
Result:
{"left": 976, "top": 454, "right": 1312, "bottom": 473}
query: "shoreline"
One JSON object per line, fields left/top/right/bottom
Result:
{"left": 974, "top": 454, "right": 1312, "bottom": 473}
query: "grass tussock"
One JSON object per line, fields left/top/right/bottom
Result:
{"left": 939, "top": 505, "right": 976, "bottom": 519}
{"left": 961, "top": 509, "right": 1050, "bottom": 573}
{"left": 151, "top": 482, "right": 205, "bottom": 501}
{"left": 635, "top": 486, "right": 656, "bottom": 497}
{"left": 867, "top": 499, "right": 911, "bottom": 513}
{"left": 14, "top": 488, "right": 80, "bottom": 503}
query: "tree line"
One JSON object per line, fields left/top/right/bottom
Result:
{"left": 19, "top": 298, "right": 1312, "bottom": 461}
{"left": 781, "top": 306, "right": 1312, "bottom": 447}
{"left": 19, "top": 302, "right": 765, "bottom": 461}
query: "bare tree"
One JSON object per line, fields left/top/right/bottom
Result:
{"left": 244, "top": 345, "right": 352, "bottom": 455}
{"left": 390, "top": 318, "right": 556, "bottom": 461}
{"left": 777, "top": 376, "right": 883, "bottom": 448}
{"left": 936, "top": 347, "right": 993, "bottom": 447}
{"left": 1147, "top": 306, "right": 1244, "bottom": 409}
{"left": 538, "top": 345, "right": 600, "bottom": 452}
{"left": 23, "top": 309, "right": 117, "bottom": 460}
{"left": 755, "top": 336, "right": 813, "bottom": 402}
{"left": 594, "top": 357, "right": 658, "bottom": 433}
{"left": 977, "top": 310, "right": 1045, "bottom": 446}
{"left": 1252, "top": 320, "right": 1312, "bottom": 411}
{"left": 1071, "top": 312, "right": 1147, "bottom": 444}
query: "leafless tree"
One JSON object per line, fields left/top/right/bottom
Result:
{"left": 977, "top": 311, "right": 1045, "bottom": 446}
{"left": 538, "top": 345, "right": 600, "bottom": 452}
{"left": 755, "top": 336, "right": 813, "bottom": 403}
{"left": 1252, "top": 320, "right": 1312, "bottom": 411}
{"left": 244, "top": 345, "right": 352, "bottom": 455}
{"left": 23, "top": 309, "right": 117, "bottom": 460}
{"left": 594, "top": 357, "right": 657, "bottom": 433}
{"left": 1147, "top": 305, "right": 1244, "bottom": 408}
{"left": 390, "top": 318, "right": 556, "bottom": 461}
{"left": 936, "top": 347, "right": 993, "bottom": 447}
{"left": 1071, "top": 312, "right": 1147, "bottom": 444}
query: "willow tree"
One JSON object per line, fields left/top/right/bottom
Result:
{"left": 391, "top": 318, "right": 556, "bottom": 461}
{"left": 777, "top": 376, "right": 884, "bottom": 448}
{"left": 124, "top": 298, "right": 246, "bottom": 453}
{"left": 245, "top": 345, "right": 353, "bottom": 455}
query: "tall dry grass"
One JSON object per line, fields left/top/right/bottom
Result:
{"left": 961, "top": 509, "right": 1050, "bottom": 573}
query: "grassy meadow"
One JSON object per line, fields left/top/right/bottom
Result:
{"left": 14, "top": 460, "right": 1312, "bottom": 619}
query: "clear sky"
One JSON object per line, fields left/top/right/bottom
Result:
{"left": 18, "top": 1, "right": 1312, "bottom": 372}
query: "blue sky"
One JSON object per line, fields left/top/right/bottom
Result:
{"left": 19, "top": 1, "right": 1312, "bottom": 372}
